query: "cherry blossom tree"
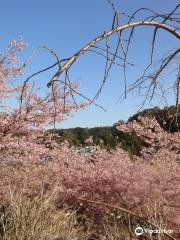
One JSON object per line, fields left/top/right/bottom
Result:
{"left": 0, "top": 2, "right": 180, "bottom": 238}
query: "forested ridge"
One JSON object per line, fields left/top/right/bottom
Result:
{"left": 50, "top": 105, "right": 180, "bottom": 155}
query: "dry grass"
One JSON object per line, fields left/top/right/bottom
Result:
{"left": 0, "top": 187, "right": 85, "bottom": 240}
{"left": 102, "top": 211, "right": 176, "bottom": 240}
{"left": 0, "top": 187, "right": 177, "bottom": 240}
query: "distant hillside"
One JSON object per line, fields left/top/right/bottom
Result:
{"left": 49, "top": 105, "right": 179, "bottom": 156}
{"left": 51, "top": 125, "right": 145, "bottom": 156}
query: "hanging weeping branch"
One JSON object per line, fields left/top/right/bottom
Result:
{"left": 47, "top": 21, "right": 179, "bottom": 88}
{"left": 22, "top": 3, "right": 180, "bottom": 122}
{"left": 45, "top": 2, "right": 180, "bottom": 115}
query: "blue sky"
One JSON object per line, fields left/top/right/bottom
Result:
{"left": 0, "top": 0, "right": 179, "bottom": 128}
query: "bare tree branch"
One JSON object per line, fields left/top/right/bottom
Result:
{"left": 78, "top": 197, "right": 176, "bottom": 240}
{"left": 47, "top": 21, "right": 180, "bottom": 88}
